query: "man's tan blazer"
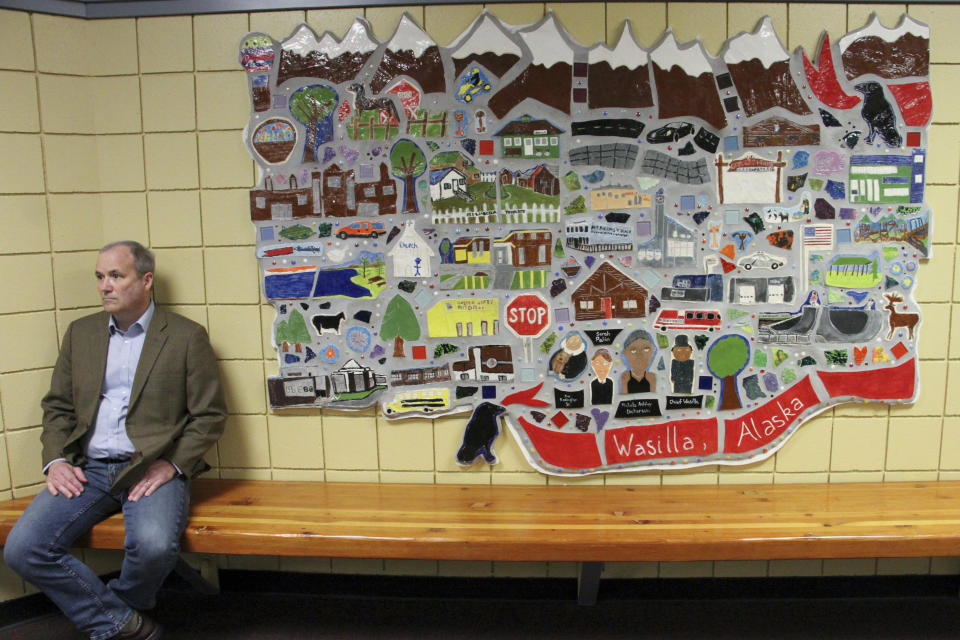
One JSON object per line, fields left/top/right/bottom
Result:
{"left": 40, "top": 307, "right": 227, "bottom": 492}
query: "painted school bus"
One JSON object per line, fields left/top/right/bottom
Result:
{"left": 383, "top": 388, "right": 451, "bottom": 414}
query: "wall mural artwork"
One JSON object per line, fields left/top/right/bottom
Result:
{"left": 241, "top": 13, "right": 931, "bottom": 475}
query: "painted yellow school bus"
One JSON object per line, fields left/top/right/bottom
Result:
{"left": 383, "top": 388, "right": 451, "bottom": 414}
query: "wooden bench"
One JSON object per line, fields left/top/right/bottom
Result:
{"left": 3, "top": 479, "right": 960, "bottom": 604}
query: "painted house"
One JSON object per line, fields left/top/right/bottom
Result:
{"left": 267, "top": 373, "right": 331, "bottom": 407}
{"left": 249, "top": 174, "right": 313, "bottom": 221}
{"left": 514, "top": 164, "right": 560, "bottom": 196}
{"left": 387, "top": 225, "right": 435, "bottom": 278}
{"left": 426, "top": 298, "right": 499, "bottom": 337}
{"left": 636, "top": 189, "right": 697, "bottom": 267}
{"left": 493, "top": 114, "right": 564, "bottom": 158}
{"left": 390, "top": 363, "right": 452, "bottom": 386}
{"left": 492, "top": 229, "right": 552, "bottom": 267}
{"left": 429, "top": 167, "right": 468, "bottom": 201}
{"left": 571, "top": 261, "right": 648, "bottom": 321}
{"left": 452, "top": 345, "right": 514, "bottom": 382}
{"left": 848, "top": 149, "right": 925, "bottom": 204}
{"left": 743, "top": 117, "right": 820, "bottom": 147}
{"left": 453, "top": 236, "right": 491, "bottom": 264}
{"left": 589, "top": 186, "right": 651, "bottom": 210}
{"left": 320, "top": 162, "right": 397, "bottom": 217}
{"left": 329, "top": 359, "right": 386, "bottom": 395}
{"left": 565, "top": 219, "right": 632, "bottom": 253}
{"left": 250, "top": 163, "right": 398, "bottom": 220}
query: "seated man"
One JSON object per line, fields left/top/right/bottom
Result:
{"left": 5, "top": 241, "right": 227, "bottom": 640}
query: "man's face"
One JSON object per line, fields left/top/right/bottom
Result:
{"left": 95, "top": 246, "right": 152, "bottom": 322}
{"left": 591, "top": 355, "right": 611, "bottom": 381}
{"left": 672, "top": 346, "right": 693, "bottom": 362}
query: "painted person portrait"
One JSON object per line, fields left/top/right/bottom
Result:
{"left": 548, "top": 332, "right": 588, "bottom": 381}
{"left": 4, "top": 241, "right": 227, "bottom": 640}
{"left": 590, "top": 348, "right": 614, "bottom": 405}
{"left": 620, "top": 329, "right": 657, "bottom": 394}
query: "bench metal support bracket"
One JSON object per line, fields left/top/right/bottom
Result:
{"left": 174, "top": 555, "right": 220, "bottom": 595}
{"left": 577, "top": 561, "right": 603, "bottom": 605}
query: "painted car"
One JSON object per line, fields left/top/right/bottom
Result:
{"left": 737, "top": 251, "right": 785, "bottom": 271}
{"left": 457, "top": 68, "right": 492, "bottom": 102}
{"left": 337, "top": 221, "right": 386, "bottom": 239}
{"left": 384, "top": 388, "right": 451, "bottom": 414}
{"left": 646, "top": 121, "right": 695, "bottom": 143}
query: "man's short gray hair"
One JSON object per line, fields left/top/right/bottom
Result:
{"left": 101, "top": 240, "right": 155, "bottom": 277}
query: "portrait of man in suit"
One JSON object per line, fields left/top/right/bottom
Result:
{"left": 4, "top": 240, "right": 227, "bottom": 640}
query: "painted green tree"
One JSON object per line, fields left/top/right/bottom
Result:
{"left": 289, "top": 84, "right": 338, "bottom": 163}
{"left": 380, "top": 294, "right": 420, "bottom": 357}
{"left": 390, "top": 139, "right": 426, "bottom": 213}
{"left": 706, "top": 334, "right": 750, "bottom": 411}
{"left": 276, "top": 309, "right": 311, "bottom": 345}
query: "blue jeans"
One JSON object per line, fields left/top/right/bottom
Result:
{"left": 4, "top": 459, "right": 189, "bottom": 640}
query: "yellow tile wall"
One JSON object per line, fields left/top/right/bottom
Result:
{"left": 0, "top": 4, "right": 957, "bottom": 599}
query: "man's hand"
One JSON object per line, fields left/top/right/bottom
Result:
{"left": 127, "top": 459, "right": 176, "bottom": 502}
{"left": 47, "top": 461, "right": 87, "bottom": 498}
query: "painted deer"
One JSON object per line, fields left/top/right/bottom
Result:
{"left": 884, "top": 293, "right": 919, "bottom": 340}
{"left": 347, "top": 83, "right": 401, "bottom": 124}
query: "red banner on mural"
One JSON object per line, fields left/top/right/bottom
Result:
{"left": 723, "top": 376, "right": 820, "bottom": 454}
{"left": 605, "top": 418, "right": 719, "bottom": 464}
{"left": 516, "top": 416, "right": 603, "bottom": 469}
{"left": 817, "top": 358, "right": 916, "bottom": 400}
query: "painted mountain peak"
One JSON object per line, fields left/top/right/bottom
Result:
{"left": 723, "top": 16, "right": 811, "bottom": 117}
{"left": 589, "top": 20, "right": 649, "bottom": 69}
{"left": 277, "top": 20, "right": 378, "bottom": 85}
{"left": 649, "top": 30, "right": 726, "bottom": 129}
{"left": 839, "top": 14, "right": 929, "bottom": 80}
{"left": 518, "top": 12, "right": 575, "bottom": 68}
{"left": 448, "top": 12, "right": 523, "bottom": 78}
{"left": 487, "top": 13, "right": 574, "bottom": 118}
{"left": 587, "top": 21, "right": 653, "bottom": 110}
{"left": 370, "top": 12, "right": 446, "bottom": 95}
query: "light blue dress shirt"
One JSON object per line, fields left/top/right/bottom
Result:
{"left": 85, "top": 302, "right": 155, "bottom": 461}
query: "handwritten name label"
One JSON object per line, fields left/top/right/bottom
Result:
{"left": 723, "top": 376, "right": 819, "bottom": 453}
{"left": 615, "top": 398, "right": 662, "bottom": 418}
{"left": 554, "top": 388, "right": 585, "bottom": 409}
{"left": 605, "top": 418, "right": 719, "bottom": 463}
{"left": 584, "top": 329, "right": 622, "bottom": 346}
{"left": 666, "top": 395, "right": 703, "bottom": 409}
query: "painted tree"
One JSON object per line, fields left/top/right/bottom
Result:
{"left": 706, "top": 334, "right": 750, "bottom": 411}
{"left": 438, "top": 237, "right": 453, "bottom": 264}
{"left": 276, "top": 309, "right": 311, "bottom": 345}
{"left": 289, "top": 84, "right": 338, "bottom": 163}
{"left": 390, "top": 139, "right": 426, "bottom": 213}
{"left": 380, "top": 294, "right": 420, "bottom": 357}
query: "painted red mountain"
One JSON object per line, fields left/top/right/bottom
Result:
{"left": 839, "top": 15, "right": 929, "bottom": 80}
{"left": 650, "top": 33, "right": 726, "bottom": 129}
{"left": 587, "top": 22, "right": 653, "bottom": 109}
{"left": 370, "top": 14, "right": 446, "bottom": 95}
{"left": 277, "top": 21, "right": 378, "bottom": 86}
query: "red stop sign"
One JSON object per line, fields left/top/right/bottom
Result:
{"left": 505, "top": 293, "right": 551, "bottom": 339}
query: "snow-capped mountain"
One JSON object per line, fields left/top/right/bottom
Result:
{"left": 488, "top": 14, "right": 574, "bottom": 117}
{"left": 277, "top": 20, "right": 378, "bottom": 85}
{"left": 448, "top": 12, "right": 522, "bottom": 77}
{"left": 722, "top": 17, "right": 811, "bottom": 116}
{"left": 370, "top": 13, "right": 446, "bottom": 95}
{"left": 587, "top": 21, "right": 653, "bottom": 109}
{"left": 839, "top": 14, "right": 929, "bottom": 80}
{"left": 649, "top": 31, "right": 726, "bottom": 129}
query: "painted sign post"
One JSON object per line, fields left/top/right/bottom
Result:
{"left": 505, "top": 293, "right": 551, "bottom": 361}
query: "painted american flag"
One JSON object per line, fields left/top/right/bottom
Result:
{"left": 802, "top": 224, "right": 834, "bottom": 249}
